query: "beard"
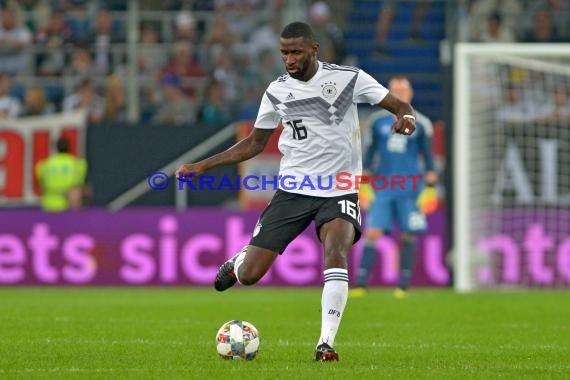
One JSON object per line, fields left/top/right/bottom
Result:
{"left": 288, "top": 58, "right": 312, "bottom": 79}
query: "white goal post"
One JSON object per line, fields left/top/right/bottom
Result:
{"left": 453, "top": 43, "right": 570, "bottom": 292}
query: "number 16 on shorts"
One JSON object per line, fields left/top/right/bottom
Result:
{"left": 338, "top": 199, "right": 361, "bottom": 224}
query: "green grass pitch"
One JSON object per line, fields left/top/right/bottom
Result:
{"left": 0, "top": 287, "right": 568, "bottom": 379}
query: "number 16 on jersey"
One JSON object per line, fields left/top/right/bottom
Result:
{"left": 338, "top": 199, "right": 361, "bottom": 224}
{"left": 285, "top": 119, "right": 307, "bottom": 140}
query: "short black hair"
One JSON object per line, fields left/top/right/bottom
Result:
{"left": 56, "top": 137, "right": 70, "bottom": 153}
{"left": 281, "top": 22, "right": 315, "bottom": 42}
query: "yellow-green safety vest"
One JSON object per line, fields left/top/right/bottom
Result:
{"left": 35, "top": 153, "right": 87, "bottom": 212}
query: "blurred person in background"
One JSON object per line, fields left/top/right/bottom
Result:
{"left": 210, "top": 47, "right": 239, "bottom": 105}
{"left": 102, "top": 74, "right": 127, "bottom": 123}
{"left": 524, "top": 0, "right": 569, "bottom": 41}
{"left": 138, "top": 24, "right": 165, "bottom": 76}
{"left": 151, "top": 73, "right": 196, "bottom": 126}
{"left": 247, "top": 19, "right": 281, "bottom": 60}
{"left": 0, "top": 8, "right": 32, "bottom": 75}
{"left": 139, "top": 85, "right": 159, "bottom": 123}
{"left": 218, "top": 0, "right": 257, "bottom": 43}
{"left": 87, "top": 8, "right": 123, "bottom": 75}
{"left": 495, "top": 83, "right": 528, "bottom": 123}
{"left": 496, "top": 82, "right": 553, "bottom": 123}
{"left": 242, "top": 48, "right": 283, "bottom": 94}
{"left": 21, "top": 86, "right": 55, "bottom": 116}
{"left": 550, "top": 85, "right": 570, "bottom": 121}
{"left": 159, "top": 39, "right": 206, "bottom": 97}
{"left": 523, "top": 8, "right": 561, "bottom": 43}
{"left": 204, "top": 12, "right": 238, "bottom": 61}
{"left": 349, "top": 76, "right": 437, "bottom": 299}
{"left": 239, "top": 48, "right": 282, "bottom": 120}
{"left": 63, "top": 0, "right": 93, "bottom": 41}
{"left": 63, "top": 78, "right": 104, "bottom": 124}
{"left": 35, "top": 136, "right": 87, "bottom": 212}
{"left": 0, "top": 73, "right": 21, "bottom": 118}
{"left": 35, "top": 10, "right": 73, "bottom": 76}
{"left": 535, "top": 85, "right": 570, "bottom": 123}
{"left": 308, "top": 1, "right": 347, "bottom": 64}
{"left": 65, "top": 44, "right": 98, "bottom": 76}
{"left": 477, "top": 11, "right": 516, "bottom": 42}
{"left": 198, "top": 78, "right": 232, "bottom": 127}
{"left": 469, "top": 0, "right": 522, "bottom": 41}
{"left": 137, "top": 24, "right": 162, "bottom": 123}
{"left": 7, "top": 0, "right": 51, "bottom": 34}
{"left": 174, "top": 10, "right": 199, "bottom": 43}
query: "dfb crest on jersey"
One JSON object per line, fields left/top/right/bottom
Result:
{"left": 321, "top": 81, "right": 337, "bottom": 99}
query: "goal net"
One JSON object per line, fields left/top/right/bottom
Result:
{"left": 454, "top": 44, "right": 570, "bottom": 292}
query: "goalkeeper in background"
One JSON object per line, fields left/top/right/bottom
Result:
{"left": 350, "top": 75, "right": 437, "bottom": 299}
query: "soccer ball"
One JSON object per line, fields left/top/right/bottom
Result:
{"left": 215, "top": 320, "right": 260, "bottom": 360}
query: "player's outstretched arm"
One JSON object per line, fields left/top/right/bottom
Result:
{"left": 175, "top": 128, "right": 275, "bottom": 180}
{"left": 378, "top": 92, "right": 416, "bottom": 135}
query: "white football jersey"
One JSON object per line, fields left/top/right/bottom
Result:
{"left": 254, "top": 61, "right": 389, "bottom": 197}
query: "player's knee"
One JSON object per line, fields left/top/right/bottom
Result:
{"left": 324, "top": 243, "right": 350, "bottom": 268}
{"left": 365, "top": 228, "right": 383, "bottom": 241}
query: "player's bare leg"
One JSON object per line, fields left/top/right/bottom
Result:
{"left": 214, "top": 245, "right": 278, "bottom": 291}
{"left": 314, "top": 218, "right": 354, "bottom": 361}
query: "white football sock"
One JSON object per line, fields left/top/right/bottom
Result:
{"left": 317, "top": 268, "right": 348, "bottom": 348}
{"left": 233, "top": 246, "right": 248, "bottom": 285}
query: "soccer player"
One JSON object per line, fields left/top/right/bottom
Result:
{"left": 349, "top": 76, "right": 437, "bottom": 299}
{"left": 175, "top": 22, "right": 416, "bottom": 361}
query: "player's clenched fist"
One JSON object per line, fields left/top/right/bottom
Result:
{"left": 175, "top": 163, "right": 203, "bottom": 180}
{"left": 391, "top": 116, "right": 416, "bottom": 135}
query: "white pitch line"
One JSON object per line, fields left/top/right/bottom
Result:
{"left": 0, "top": 338, "right": 187, "bottom": 346}
{"left": 272, "top": 340, "right": 569, "bottom": 351}
{"left": 0, "top": 368, "right": 150, "bottom": 374}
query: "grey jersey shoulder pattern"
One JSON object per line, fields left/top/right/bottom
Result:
{"left": 265, "top": 71, "right": 359, "bottom": 126}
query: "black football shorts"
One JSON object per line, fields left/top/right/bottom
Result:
{"left": 250, "top": 189, "right": 362, "bottom": 254}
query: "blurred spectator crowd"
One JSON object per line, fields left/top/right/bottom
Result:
{"left": 1, "top": 0, "right": 568, "bottom": 127}
{"left": 494, "top": 67, "right": 570, "bottom": 125}
{"left": 465, "top": 0, "right": 570, "bottom": 125}
{"left": 0, "top": 0, "right": 298, "bottom": 126}
{"left": 0, "top": 0, "right": 351, "bottom": 127}
{"left": 467, "top": 0, "right": 570, "bottom": 43}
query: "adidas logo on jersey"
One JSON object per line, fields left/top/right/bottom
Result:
{"left": 285, "top": 92, "right": 295, "bottom": 101}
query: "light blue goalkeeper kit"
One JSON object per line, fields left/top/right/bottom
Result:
{"left": 363, "top": 109, "right": 435, "bottom": 233}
